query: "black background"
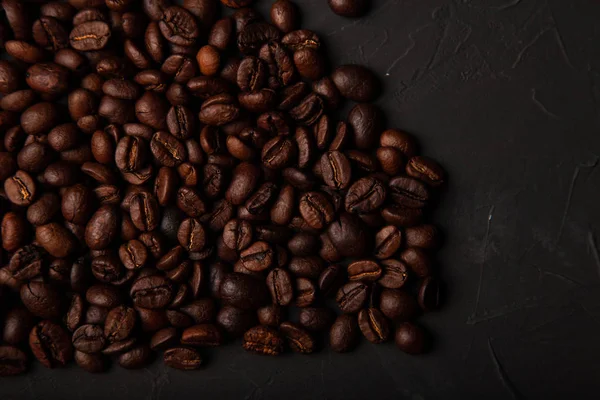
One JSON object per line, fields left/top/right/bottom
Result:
{"left": 4, "top": 0, "right": 600, "bottom": 399}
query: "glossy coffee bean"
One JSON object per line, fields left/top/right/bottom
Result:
{"left": 164, "top": 347, "right": 203, "bottom": 370}
{"left": 329, "top": 314, "right": 359, "bottom": 353}
{"left": 336, "top": 282, "right": 368, "bottom": 313}
{"left": 29, "top": 321, "right": 73, "bottom": 368}
{"left": 395, "top": 323, "right": 427, "bottom": 354}
{"left": 242, "top": 326, "right": 284, "bottom": 355}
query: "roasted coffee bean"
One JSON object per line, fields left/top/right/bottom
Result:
{"left": 217, "top": 306, "right": 256, "bottom": 337}
{"left": 295, "top": 277, "right": 316, "bottom": 307}
{"left": 347, "top": 260, "right": 381, "bottom": 282}
{"left": 237, "top": 56, "right": 267, "bottom": 92}
{"left": 181, "top": 324, "right": 223, "bottom": 346}
{"left": 298, "top": 307, "right": 334, "bottom": 332}
{"left": 164, "top": 347, "right": 202, "bottom": 370}
{"left": 29, "top": 321, "right": 73, "bottom": 368}
{"left": 379, "top": 288, "right": 418, "bottom": 321}
{"left": 103, "top": 305, "right": 136, "bottom": 343}
{"left": 130, "top": 276, "right": 173, "bottom": 309}
{"left": 242, "top": 326, "right": 284, "bottom": 355}
{"left": 331, "top": 64, "right": 379, "bottom": 102}
{"left": 0, "top": 346, "right": 28, "bottom": 376}
{"left": 8, "top": 244, "right": 45, "bottom": 280}
{"left": 381, "top": 204, "right": 423, "bottom": 227}
{"left": 280, "top": 322, "right": 315, "bottom": 354}
{"left": 270, "top": 0, "right": 298, "bottom": 33}
{"left": 380, "top": 129, "right": 416, "bottom": 157}
{"left": 35, "top": 222, "right": 77, "bottom": 258}
{"left": 320, "top": 151, "right": 351, "bottom": 189}
{"left": 2, "top": 212, "right": 26, "bottom": 252}
{"left": 345, "top": 177, "right": 386, "bottom": 214}
{"left": 404, "top": 224, "right": 439, "bottom": 249}
{"left": 378, "top": 259, "right": 409, "bottom": 289}
{"left": 374, "top": 225, "right": 402, "bottom": 259}
{"left": 358, "top": 308, "right": 389, "bottom": 343}
{"left": 220, "top": 273, "right": 268, "bottom": 310}
{"left": 389, "top": 176, "right": 429, "bottom": 208}
{"left": 159, "top": 6, "right": 199, "bottom": 46}
{"left": 72, "top": 324, "right": 106, "bottom": 354}
{"left": 318, "top": 264, "right": 345, "bottom": 296}
{"left": 400, "top": 247, "right": 432, "bottom": 278}
{"left": 129, "top": 192, "right": 160, "bottom": 232}
{"left": 151, "top": 131, "right": 187, "bottom": 167}
{"left": 238, "top": 22, "right": 281, "bottom": 54}
{"left": 287, "top": 232, "right": 320, "bottom": 256}
{"left": 20, "top": 281, "right": 62, "bottom": 319}
{"left": 266, "top": 268, "right": 293, "bottom": 306}
{"left": 177, "top": 218, "right": 206, "bottom": 252}
{"left": 418, "top": 276, "right": 440, "bottom": 311}
{"left": 119, "top": 240, "right": 148, "bottom": 270}
{"left": 406, "top": 156, "right": 445, "bottom": 187}
{"left": 2, "top": 308, "right": 35, "bottom": 345}
{"left": 5, "top": 170, "right": 36, "bottom": 206}
{"left": 299, "top": 192, "right": 334, "bottom": 230}
{"left": 326, "top": 213, "right": 369, "bottom": 258}
{"left": 395, "top": 322, "right": 427, "bottom": 354}
{"left": 85, "top": 205, "right": 119, "bottom": 250}
{"left": 226, "top": 162, "right": 260, "bottom": 205}
{"left": 336, "top": 281, "right": 368, "bottom": 313}
{"left": 261, "top": 136, "right": 296, "bottom": 170}
{"left": 329, "top": 314, "right": 359, "bottom": 353}
{"left": 176, "top": 187, "right": 206, "bottom": 217}
{"left": 199, "top": 93, "right": 241, "bottom": 126}
{"left": 118, "top": 344, "right": 151, "bottom": 369}
{"left": 74, "top": 351, "right": 106, "bottom": 373}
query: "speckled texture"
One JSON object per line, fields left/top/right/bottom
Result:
{"left": 3, "top": 0, "right": 600, "bottom": 398}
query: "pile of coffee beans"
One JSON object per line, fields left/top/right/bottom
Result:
{"left": 0, "top": 0, "right": 445, "bottom": 375}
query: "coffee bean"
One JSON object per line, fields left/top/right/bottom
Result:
{"left": 85, "top": 205, "right": 119, "bottom": 250}
{"left": 404, "top": 224, "right": 439, "bottom": 249}
{"left": 295, "top": 277, "right": 317, "bottom": 307}
{"left": 29, "top": 321, "right": 73, "bottom": 368}
{"left": 220, "top": 273, "right": 268, "bottom": 310}
{"left": 266, "top": 268, "right": 294, "bottom": 305}
{"left": 347, "top": 260, "right": 381, "bottom": 282}
{"left": 400, "top": 247, "right": 432, "bottom": 278}
{"left": 159, "top": 6, "right": 199, "bottom": 46}
{"left": 262, "top": 136, "right": 297, "bottom": 170}
{"left": 329, "top": 314, "right": 359, "bottom": 352}
{"left": 74, "top": 351, "right": 107, "bottom": 373}
{"left": 345, "top": 176, "right": 386, "bottom": 214}
{"left": 5, "top": 170, "right": 36, "bottom": 206}
{"left": 320, "top": 151, "right": 351, "bottom": 189}
{"left": 395, "top": 322, "right": 427, "bottom": 355}
{"left": 299, "top": 191, "right": 334, "bottom": 230}
{"left": 373, "top": 225, "right": 402, "bottom": 259}
{"left": 129, "top": 192, "right": 160, "bottom": 232}
{"left": 379, "top": 288, "right": 418, "bottom": 321}
{"left": 380, "top": 129, "right": 416, "bottom": 157}
{"left": 20, "top": 281, "right": 62, "bottom": 319}
{"left": 389, "top": 176, "right": 429, "bottom": 208}
{"left": 238, "top": 22, "right": 281, "bottom": 54}
{"left": 130, "top": 276, "right": 173, "bottom": 309}
{"left": 326, "top": 213, "right": 369, "bottom": 258}
{"left": 406, "top": 156, "right": 445, "bottom": 187}
{"left": 280, "top": 322, "right": 315, "bottom": 354}
{"left": 357, "top": 308, "right": 389, "bottom": 344}
{"left": 217, "top": 306, "right": 257, "bottom": 337}
{"left": 35, "top": 222, "right": 77, "bottom": 258}
{"left": 336, "top": 281, "right": 368, "bottom": 313}
{"left": 243, "top": 326, "right": 284, "bottom": 355}
{"left": 181, "top": 324, "right": 223, "bottom": 347}
{"left": 0, "top": 346, "right": 28, "bottom": 376}
{"left": 271, "top": 0, "right": 299, "bottom": 33}
{"left": 164, "top": 347, "right": 202, "bottom": 370}
{"left": 2, "top": 308, "right": 35, "bottom": 345}
{"left": 378, "top": 259, "right": 409, "bottom": 289}
{"left": 331, "top": 65, "right": 379, "bottom": 102}
{"left": 118, "top": 344, "right": 151, "bottom": 369}
{"left": 8, "top": 244, "right": 44, "bottom": 281}
{"left": 72, "top": 324, "right": 106, "bottom": 354}
{"left": 381, "top": 204, "right": 423, "bottom": 227}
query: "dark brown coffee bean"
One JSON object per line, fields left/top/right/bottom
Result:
{"left": 418, "top": 276, "right": 440, "bottom": 311}
{"left": 151, "top": 131, "right": 187, "bottom": 167}
{"left": 237, "top": 56, "right": 266, "bottom": 92}
{"left": 20, "top": 281, "right": 62, "bottom": 319}
{"left": 2, "top": 308, "right": 35, "bottom": 345}
{"left": 280, "top": 322, "right": 315, "bottom": 354}
{"left": 293, "top": 48, "right": 325, "bottom": 81}
{"left": 176, "top": 187, "right": 206, "bottom": 217}
{"left": 329, "top": 314, "right": 358, "bottom": 353}
{"left": 317, "top": 264, "right": 344, "bottom": 296}
{"left": 34, "top": 222, "right": 76, "bottom": 258}
{"left": 358, "top": 308, "right": 389, "bottom": 344}
{"left": 289, "top": 93, "right": 324, "bottom": 126}
{"left": 406, "top": 156, "right": 445, "bottom": 187}
{"left": 395, "top": 322, "right": 427, "bottom": 354}
{"left": 164, "top": 347, "right": 202, "bottom": 370}
{"left": 225, "top": 162, "right": 260, "bottom": 205}
{"left": 242, "top": 326, "right": 283, "bottom": 355}
{"left": 404, "top": 225, "right": 439, "bottom": 249}
{"left": 118, "top": 344, "right": 151, "bottom": 369}
{"left": 265, "top": 268, "right": 293, "bottom": 305}
{"left": 117, "top": 240, "right": 148, "bottom": 270}
{"left": 400, "top": 247, "right": 432, "bottom": 278}
{"left": 238, "top": 22, "right": 281, "bottom": 54}
{"left": 378, "top": 259, "right": 409, "bottom": 289}
{"left": 69, "top": 21, "right": 111, "bottom": 51}
{"left": 199, "top": 93, "right": 241, "bottom": 126}
{"left": 0, "top": 346, "right": 28, "bottom": 376}
{"left": 345, "top": 176, "right": 386, "bottom": 214}
{"left": 331, "top": 64, "right": 379, "bottom": 102}
{"left": 376, "top": 147, "right": 404, "bottom": 176}
{"left": 389, "top": 176, "right": 429, "bottom": 208}
{"left": 287, "top": 232, "right": 319, "bottom": 256}
{"left": 380, "top": 129, "right": 416, "bottom": 157}
{"left": 130, "top": 275, "right": 173, "bottom": 309}
{"left": 346, "top": 103, "right": 382, "bottom": 150}
{"left": 1, "top": 212, "right": 25, "bottom": 252}
{"left": 72, "top": 324, "right": 106, "bottom": 354}
{"left": 136, "top": 91, "right": 169, "bottom": 129}
{"left": 85, "top": 205, "right": 118, "bottom": 250}
{"left": 216, "top": 306, "right": 256, "bottom": 337}
{"left": 176, "top": 218, "right": 205, "bottom": 252}
{"left": 287, "top": 256, "right": 322, "bottom": 279}
{"left": 0, "top": 90, "right": 36, "bottom": 113}
{"left": 347, "top": 260, "right": 381, "bottom": 282}
{"left": 381, "top": 205, "right": 423, "bottom": 227}
{"left": 299, "top": 192, "right": 334, "bottom": 230}
{"left": 237, "top": 241, "right": 273, "bottom": 272}
{"left": 29, "top": 321, "right": 73, "bottom": 368}
{"left": 21, "top": 102, "right": 60, "bottom": 136}
{"left": 149, "top": 328, "right": 178, "bottom": 351}
{"left": 298, "top": 307, "right": 334, "bottom": 332}
{"left": 181, "top": 324, "right": 223, "bottom": 346}
{"left": 103, "top": 305, "right": 136, "bottom": 343}
{"left": 336, "top": 281, "right": 368, "bottom": 313}
{"left": 328, "top": 0, "right": 368, "bottom": 17}
{"left": 129, "top": 192, "right": 160, "bottom": 232}
{"left": 270, "top": 0, "right": 298, "bottom": 33}
{"left": 374, "top": 225, "right": 402, "bottom": 259}
{"left": 166, "top": 105, "right": 195, "bottom": 139}
{"left": 220, "top": 273, "right": 268, "bottom": 310}
{"left": 159, "top": 6, "right": 198, "bottom": 46}
{"left": 320, "top": 150, "right": 351, "bottom": 190}
{"left": 295, "top": 277, "right": 316, "bottom": 307}
{"left": 326, "top": 212, "right": 368, "bottom": 258}
{"left": 74, "top": 351, "right": 106, "bottom": 373}
{"left": 379, "top": 288, "right": 418, "bottom": 321}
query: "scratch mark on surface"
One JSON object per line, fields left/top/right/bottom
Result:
{"left": 580, "top": 303, "right": 600, "bottom": 325}
{"left": 587, "top": 231, "right": 600, "bottom": 278}
{"left": 556, "top": 157, "right": 599, "bottom": 244}
{"left": 426, "top": 21, "right": 451, "bottom": 71}
{"left": 468, "top": 205, "right": 494, "bottom": 323}
{"left": 533, "top": 264, "right": 585, "bottom": 286}
{"left": 468, "top": 303, "right": 539, "bottom": 325}
{"left": 552, "top": 28, "right": 575, "bottom": 70}
{"left": 531, "top": 89, "right": 560, "bottom": 119}
{"left": 491, "top": 0, "right": 522, "bottom": 11}
{"left": 146, "top": 365, "right": 171, "bottom": 400}
{"left": 488, "top": 338, "right": 523, "bottom": 399}
{"left": 512, "top": 26, "right": 552, "bottom": 68}
{"left": 454, "top": 24, "right": 472, "bottom": 54}
{"left": 385, "top": 23, "right": 433, "bottom": 75}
